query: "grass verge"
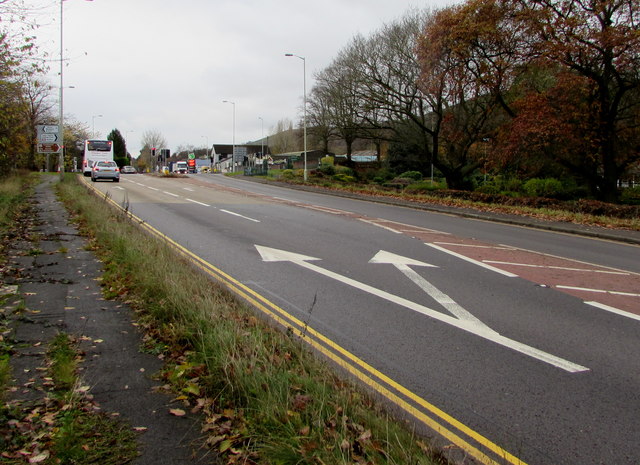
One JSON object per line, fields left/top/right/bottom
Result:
{"left": 57, "top": 174, "right": 446, "bottom": 464}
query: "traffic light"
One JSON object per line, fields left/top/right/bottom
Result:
{"left": 151, "top": 148, "right": 156, "bottom": 157}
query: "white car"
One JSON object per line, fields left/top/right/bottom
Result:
{"left": 91, "top": 161, "right": 120, "bottom": 182}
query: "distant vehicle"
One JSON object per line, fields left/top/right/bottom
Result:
{"left": 83, "top": 140, "right": 114, "bottom": 177}
{"left": 121, "top": 165, "right": 137, "bottom": 174}
{"left": 173, "top": 161, "right": 188, "bottom": 174}
{"left": 91, "top": 160, "right": 120, "bottom": 182}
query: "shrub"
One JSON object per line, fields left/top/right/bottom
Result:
{"left": 281, "top": 169, "right": 295, "bottom": 179}
{"left": 332, "top": 173, "right": 357, "bottom": 183}
{"left": 523, "top": 178, "right": 565, "bottom": 198}
{"left": 620, "top": 186, "right": 640, "bottom": 205}
{"left": 319, "top": 164, "right": 336, "bottom": 176}
{"left": 405, "top": 181, "right": 447, "bottom": 193}
{"left": 398, "top": 171, "right": 423, "bottom": 181}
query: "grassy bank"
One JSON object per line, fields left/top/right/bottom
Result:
{"left": 57, "top": 175, "right": 444, "bottom": 464}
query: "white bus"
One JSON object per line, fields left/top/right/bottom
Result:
{"left": 83, "top": 139, "right": 114, "bottom": 176}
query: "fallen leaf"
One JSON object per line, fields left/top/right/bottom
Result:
{"left": 29, "top": 451, "right": 50, "bottom": 463}
{"left": 133, "top": 426, "right": 148, "bottom": 432}
{"left": 169, "top": 408, "right": 186, "bottom": 417}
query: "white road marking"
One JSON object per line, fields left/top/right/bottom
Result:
{"left": 426, "top": 243, "right": 519, "bottom": 278}
{"left": 483, "top": 260, "right": 629, "bottom": 275}
{"left": 220, "top": 209, "right": 260, "bottom": 223}
{"left": 585, "top": 301, "right": 640, "bottom": 322}
{"left": 183, "top": 187, "right": 195, "bottom": 192}
{"left": 146, "top": 186, "right": 159, "bottom": 191}
{"left": 305, "top": 205, "right": 348, "bottom": 215}
{"left": 556, "top": 285, "right": 640, "bottom": 297}
{"left": 360, "top": 218, "right": 402, "bottom": 234}
{"left": 186, "top": 198, "right": 210, "bottom": 207}
{"left": 163, "top": 191, "right": 180, "bottom": 197}
{"left": 256, "top": 245, "right": 588, "bottom": 373}
{"left": 114, "top": 186, "right": 125, "bottom": 190}
{"left": 370, "top": 251, "right": 490, "bottom": 328}
{"left": 435, "top": 242, "right": 515, "bottom": 250}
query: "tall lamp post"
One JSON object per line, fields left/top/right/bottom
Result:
{"left": 59, "top": 0, "right": 93, "bottom": 179}
{"left": 125, "top": 130, "right": 134, "bottom": 162}
{"left": 285, "top": 53, "right": 307, "bottom": 181}
{"left": 258, "top": 116, "right": 264, "bottom": 161}
{"left": 222, "top": 100, "right": 236, "bottom": 172}
{"left": 92, "top": 114, "right": 103, "bottom": 138}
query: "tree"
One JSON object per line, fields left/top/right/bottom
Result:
{"left": 139, "top": 129, "right": 167, "bottom": 170}
{"left": 269, "top": 119, "right": 297, "bottom": 154}
{"left": 514, "top": 0, "right": 640, "bottom": 201}
{"left": 107, "top": 128, "right": 127, "bottom": 167}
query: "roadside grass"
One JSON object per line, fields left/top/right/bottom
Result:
{"left": 58, "top": 174, "right": 446, "bottom": 464}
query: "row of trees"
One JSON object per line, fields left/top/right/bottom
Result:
{"left": 305, "top": 0, "right": 640, "bottom": 201}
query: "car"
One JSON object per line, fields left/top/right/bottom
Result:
{"left": 91, "top": 160, "right": 120, "bottom": 182}
{"left": 121, "top": 165, "right": 137, "bottom": 174}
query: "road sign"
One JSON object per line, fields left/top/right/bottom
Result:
{"left": 38, "top": 143, "right": 61, "bottom": 154}
{"left": 39, "top": 133, "right": 58, "bottom": 143}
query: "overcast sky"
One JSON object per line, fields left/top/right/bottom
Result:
{"left": 27, "top": 0, "right": 457, "bottom": 156}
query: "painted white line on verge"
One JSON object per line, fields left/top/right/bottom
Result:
{"left": 585, "top": 301, "right": 640, "bottom": 322}
{"left": 220, "top": 209, "right": 260, "bottom": 223}
{"left": 426, "top": 243, "right": 519, "bottom": 278}
{"left": 186, "top": 198, "right": 210, "bottom": 207}
{"left": 556, "top": 285, "right": 640, "bottom": 297}
{"left": 483, "top": 261, "right": 629, "bottom": 275}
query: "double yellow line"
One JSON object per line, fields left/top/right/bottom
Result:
{"left": 87, "top": 178, "right": 528, "bottom": 465}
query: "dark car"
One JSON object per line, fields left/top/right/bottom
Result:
{"left": 91, "top": 160, "right": 120, "bottom": 182}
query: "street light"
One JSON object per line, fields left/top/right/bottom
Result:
{"left": 59, "top": 0, "right": 92, "bottom": 179}
{"left": 258, "top": 117, "right": 264, "bottom": 161}
{"left": 92, "top": 114, "right": 103, "bottom": 138}
{"left": 285, "top": 53, "right": 307, "bottom": 182}
{"left": 125, "top": 130, "right": 134, "bottom": 161}
{"left": 222, "top": 100, "right": 235, "bottom": 172}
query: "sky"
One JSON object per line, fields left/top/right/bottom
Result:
{"left": 26, "top": 0, "right": 457, "bottom": 156}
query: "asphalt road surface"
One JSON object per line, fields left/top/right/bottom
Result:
{"left": 87, "top": 173, "right": 640, "bottom": 465}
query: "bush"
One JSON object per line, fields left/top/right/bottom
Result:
{"left": 281, "top": 169, "right": 295, "bottom": 180}
{"left": 620, "top": 186, "right": 640, "bottom": 205}
{"left": 405, "top": 180, "right": 447, "bottom": 193}
{"left": 319, "top": 164, "right": 336, "bottom": 176}
{"left": 332, "top": 173, "right": 357, "bottom": 183}
{"left": 523, "top": 178, "right": 565, "bottom": 198}
{"left": 398, "top": 171, "right": 423, "bottom": 181}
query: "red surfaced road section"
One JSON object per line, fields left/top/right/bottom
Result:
{"left": 367, "top": 218, "right": 639, "bottom": 316}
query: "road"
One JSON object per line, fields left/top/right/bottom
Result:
{"left": 87, "top": 173, "right": 640, "bottom": 465}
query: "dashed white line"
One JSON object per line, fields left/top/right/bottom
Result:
{"left": 186, "top": 198, "right": 210, "bottom": 207}
{"left": 220, "top": 209, "right": 260, "bottom": 222}
{"left": 163, "top": 191, "right": 180, "bottom": 197}
{"left": 435, "top": 242, "right": 514, "bottom": 250}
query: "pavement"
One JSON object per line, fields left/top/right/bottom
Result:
{"left": 1, "top": 177, "right": 215, "bottom": 464}
{"left": 1, "top": 175, "right": 638, "bottom": 464}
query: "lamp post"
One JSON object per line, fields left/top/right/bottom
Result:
{"left": 92, "top": 114, "right": 103, "bottom": 138}
{"left": 258, "top": 116, "right": 264, "bottom": 161}
{"left": 125, "top": 130, "right": 134, "bottom": 162}
{"left": 222, "top": 100, "right": 235, "bottom": 172}
{"left": 59, "top": 0, "right": 92, "bottom": 179}
{"left": 285, "top": 53, "right": 307, "bottom": 181}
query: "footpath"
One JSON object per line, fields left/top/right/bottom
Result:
{"left": 1, "top": 177, "right": 214, "bottom": 464}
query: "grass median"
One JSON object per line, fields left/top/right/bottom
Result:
{"left": 57, "top": 174, "right": 446, "bottom": 464}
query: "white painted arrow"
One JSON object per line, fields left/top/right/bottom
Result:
{"left": 255, "top": 245, "right": 588, "bottom": 373}
{"left": 369, "top": 250, "right": 487, "bottom": 328}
